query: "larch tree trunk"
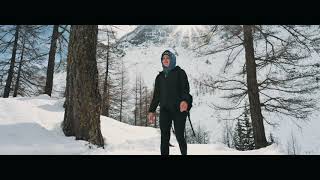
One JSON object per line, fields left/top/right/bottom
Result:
{"left": 101, "top": 35, "right": 110, "bottom": 117}
{"left": 243, "top": 25, "right": 268, "bottom": 149}
{"left": 62, "top": 25, "right": 104, "bottom": 148}
{"left": 3, "top": 25, "right": 20, "bottom": 98}
{"left": 13, "top": 37, "right": 25, "bottom": 97}
{"left": 44, "top": 25, "right": 60, "bottom": 96}
{"left": 145, "top": 87, "right": 148, "bottom": 126}
{"left": 134, "top": 75, "right": 138, "bottom": 126}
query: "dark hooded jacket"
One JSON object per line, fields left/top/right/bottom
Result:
{"left": 148, "top": 50, "right": 192, "bottom": 113}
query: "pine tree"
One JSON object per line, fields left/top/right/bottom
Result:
{"left": 232, "top": 103, "right": 255, "bottom": 151}
{"left": 185, "top": 123, "right": 210, "bottom": 144}
{"left": 233, "top": 119, "right": 244, "bottom": 150}
{"left": 242, "top": 112, "right": 255, "bottom": 150}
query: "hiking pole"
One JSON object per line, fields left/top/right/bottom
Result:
{"left": 170, "top": 126, "right": 175, "bottom": 147}
{"left": 187, "top": 111, "right": 196, "bottom": 137}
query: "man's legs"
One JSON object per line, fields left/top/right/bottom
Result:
{"left": 173, "top": 111, "right": 187, "bottom": 155}
{"left": 160, "top": 108, "right": 172, "bottom": 155}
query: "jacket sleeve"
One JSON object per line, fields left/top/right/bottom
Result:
{"left": 148, "top": 75, "right": 160, "bottom": 113}
{"left": 179, "top": 69, "right": 191, "bottom": 105}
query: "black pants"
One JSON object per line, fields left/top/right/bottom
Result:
{"left": 160, "top": 107, "right": 187, "bottom": 155}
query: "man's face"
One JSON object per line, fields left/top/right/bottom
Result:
{"left": 162, "top": 55, "right": 170, "bottom": 67}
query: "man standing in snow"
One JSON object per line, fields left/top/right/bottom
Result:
{"left": 148, "top": 50, "right": 192, "bottom": 155}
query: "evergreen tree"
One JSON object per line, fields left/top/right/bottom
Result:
{"left": 232, "top": 102, "right": 255, "bottom": 150}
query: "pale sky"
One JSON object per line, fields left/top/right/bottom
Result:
{"left": 114, "top": 25, "right": 137, "bottom": 38}
{"left": 98, "top": 25, "right": 137, "bottom": 39}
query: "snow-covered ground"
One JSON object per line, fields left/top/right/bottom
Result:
{"left": 0, "top": 95, "right": 283, "bottom": 155}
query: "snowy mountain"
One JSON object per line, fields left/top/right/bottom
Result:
{"left": 0, "top": 95, "right": 283, "bottom": 154}
{"left": 118, "top": 25, "right": 210, "bottom": 48}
